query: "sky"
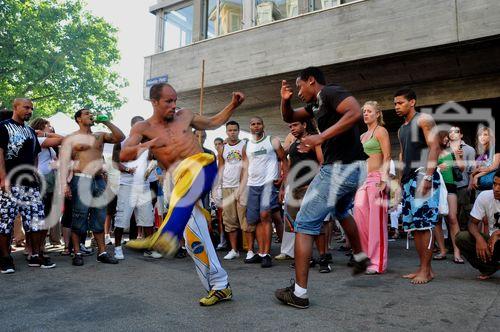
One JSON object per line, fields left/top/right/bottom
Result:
{"left": 83, "top": 0, "right": 247, "bottom": 150}
{"left": 84, "top": 0, "right": 157, "bottom": 134}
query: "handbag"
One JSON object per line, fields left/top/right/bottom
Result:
{"left": 437, "top": 169, "right": 449, "bottom": 216}
{"left": 477, "top": 169, "right": 497, "bottom": 191}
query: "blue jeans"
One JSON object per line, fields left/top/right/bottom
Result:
{"left": 294, "top": 162, "right": 366, "bottom": 236}
{"left": 70, "top": 175, "right": 107, "bottom": 233}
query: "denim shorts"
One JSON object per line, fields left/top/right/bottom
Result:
{"left": 294, "top": 162, "right": 366, "bottom": 236}
{"left": 246, "top": 183, "right": 280, "bottom": 225}
{"left": 70, "top": 174, "right": 108, "bottom": 233}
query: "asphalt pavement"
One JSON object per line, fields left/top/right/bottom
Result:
{"left": 1, "top": 238, "right": 499, "bottom": 332}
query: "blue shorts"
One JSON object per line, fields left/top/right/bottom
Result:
{"left": 246, "top": 183, "right": 280, "bottom": 225}
{"left": 70, "top": 174, "right": 107, "bottom": 233}
{"left": 401, "top": 170, "right": 441, "bottom": 232}
{"left": 295, "top": 162, "right": 365, "bottom": 236}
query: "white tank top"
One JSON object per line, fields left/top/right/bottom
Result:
{"left": 222, "top": 140, "right": 246, "bottom": 188}
{"left": 246, "top": 135, "right": 279, "bottom": 186}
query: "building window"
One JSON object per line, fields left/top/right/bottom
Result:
{"left": 163, "top": 4, "right": 194, "bottom": 51}
{"left": 310, "top": 0, "right": 343, "bottom": 11}
{"left": 206, "top": 0, "right": 243, "bottom": 38}
{"left": 255, "top": 0, "right": 299, "bottom": 26}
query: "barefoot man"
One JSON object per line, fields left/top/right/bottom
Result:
{"left": 120, "top": 83, "right": 245, "bottom": 306}
{"left": 395, "top": 87, "right": 440, "bottom": 284}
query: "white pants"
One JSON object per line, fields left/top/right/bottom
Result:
{"left": 280, "top": 230, "right": 295, "bottom": 258}
{"left": 114, "top": 184, "right": 154, "bottom": 228}
{"left": 389, "top": 203, "right": 402, "bottom": 229}
{"left": 184, "top": 205, "right": 229, "bottom": 291}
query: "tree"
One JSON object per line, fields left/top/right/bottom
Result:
{"left": 0, "top": 0, "right": 127, "bottom": 117}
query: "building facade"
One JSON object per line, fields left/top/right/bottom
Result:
{"left": 144, "top": 0, "right": 500, "bottom": 141}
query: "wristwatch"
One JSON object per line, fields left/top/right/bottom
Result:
{"left": 423, "top": 175, "right": 433, "bottom": 182}
{"left": 124, "top": 167, "right": 130, "bottom": 173}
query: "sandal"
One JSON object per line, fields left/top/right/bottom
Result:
{"left": 453, "top": 257, "right": 465, "bottom": 264}
{"left": 433, "top": 253, "right": 447, "bottom": 260}
{"left": 14, "top": 240, "right": 25, "bottom": 248}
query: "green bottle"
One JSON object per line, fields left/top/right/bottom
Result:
{"left": 95, "top": 113, "right": 109, "bottom": 123}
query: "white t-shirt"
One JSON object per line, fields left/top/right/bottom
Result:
{"left": 470, "top": 190, "right": 500, "bottom": 236}
{"left": 221, "top": 140, "right": 246, "bottom": 188}
{"left": 37, "top": 137, "right": 56, "bottom": 175}
{"left": 119, "top": 142, "right": 150, "bottom": 186}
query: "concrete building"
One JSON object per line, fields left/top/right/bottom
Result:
{"left": 144, "top": 0, "right": 500, "bottom": 144}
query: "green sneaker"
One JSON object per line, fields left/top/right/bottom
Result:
{"left": 199, "top": 287, "right": 232, "bottom": 306}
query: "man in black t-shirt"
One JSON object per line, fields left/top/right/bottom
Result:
{"left": 275, "top": 67, "right": 369, "bottom": 309}
{"left": 0, "top": 98, "right": 55, "bottom": 274}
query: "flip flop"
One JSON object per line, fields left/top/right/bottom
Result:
{"left": 453, "top": 258, "right": 465, "bottom": 264}
{"left": 433, "top": 253, "right": 447, "bottom": 260}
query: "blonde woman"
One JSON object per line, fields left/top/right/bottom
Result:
{"left": 353, "top": 101, "right": 391, "bottom": 274}
{"left": 470, "top": 126, "right": 499, "bottom": 190}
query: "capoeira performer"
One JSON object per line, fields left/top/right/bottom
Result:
{"left": 120, "top": 83, "right": 245, "bottom": 306}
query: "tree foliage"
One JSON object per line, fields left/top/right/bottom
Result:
{"left": 0, "top": 0, "right": 127, "bottom": 117}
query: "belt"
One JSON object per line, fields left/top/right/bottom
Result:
{"left": 73, "top": 173, "right": 94, "bottom": 179}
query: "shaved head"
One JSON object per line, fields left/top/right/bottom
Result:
{"left": 250, "top": 116, "right": 263, "bottom": 124}
{"left": 13, "top": 98, "right": 32, "bottom": 108}
{"left": 12, "top": 98, "right": 34, "bottom": 123}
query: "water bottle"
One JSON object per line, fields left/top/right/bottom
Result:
{"left": 95, "top": 113, "right": 109, "bottom": 123}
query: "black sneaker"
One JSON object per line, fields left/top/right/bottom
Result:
{"left": 261, "top": 254, "right": 272, "bottom": 268}
{"left": 244, "top": 253, "right": 262, "bottom": 264}
{"left": 318, "top": 255, "right": 332, "bottom": 273}
{"left": 28, "top": 255, "right": 42, "bottom": 267}
{"left": 40, "top": 256, "right": 56, "bottom": 269}
{"left": 0, "top": 256, "right": 15, "bottom": 274}
{"left": 324, "top": 253, "right": 333, "bottom": 263}
{"left": 79, "top": 244, "right": 94, "bottom": 256}
{"left": 97, "top": 252, "right": 118, "bottom": 264}
{"left": 72, "top": 253, "right": 84, "bottom": 266}
{"left": 275, "top": 280, "right": 309, "bottom": 309}
{"left": 351, "top": 256, "right": 371, "bottom": 275}
{"left": 175, "top": 247, "right": 187, "bottom": 259}
{"left": 347, "top": 254, "right": 355, "bottom": 267}
{"left": 290, "top": 258, "right": 316, "bottom": 269}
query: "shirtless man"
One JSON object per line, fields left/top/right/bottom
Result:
{"left": 120, "top": 83, "right": 244, "bottom": 306}
{"left": 59, "top": 109, "right": 125, "bottom": 266}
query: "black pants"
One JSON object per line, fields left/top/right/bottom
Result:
{"left": 456, "top": 231, "right": 500, "bottom": 276}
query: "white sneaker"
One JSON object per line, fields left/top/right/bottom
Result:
{"left": 105, "top": 235, "right": 113, "bottom": 245}
{"left": 275, "top": 253, "right": 292, "bottom": 260}
{"left": 144, "top": 250, "right": 163, "bottom": 259}
{"left": 114, "top": 246, "right": 124, "bottom": 260}
{"left": 216, "top": 241, "right": 227, "bottom": 250}
{"left": 245, "top": 250, "right": 255, "bottom": 260}
{"left": 224, "top": 250, "right": 240, "bottom": 260}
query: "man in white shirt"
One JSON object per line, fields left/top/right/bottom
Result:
{"left": 112, "top": 116, "right": 160, "bottom": 260}
{"left": 217, "top": 121, "right": 252, "bottom": 260}
{"left": 456, "top": 170, "right": 500, "bottom": 280}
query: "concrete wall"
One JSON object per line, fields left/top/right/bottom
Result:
{"left": 144, "top": 0, "right": 500, "bottom": 97}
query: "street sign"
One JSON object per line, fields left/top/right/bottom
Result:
{"left": 146, "top": 75, "right": 168, "bottom": 87}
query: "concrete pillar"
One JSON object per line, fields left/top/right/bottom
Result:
{"left": 154, "top": 9, "right": 165, "bottom": 53}
{"left": 193, "top": 0, "right": 204, "bottom": 42}
{"left": 298, "top": 0, "right": 309, "bottom": 14}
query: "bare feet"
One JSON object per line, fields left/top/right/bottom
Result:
{"left": 410, "top": 271, "right": 433, "bottom": 284}
{"left": 477, "top": 274, "right": 492, "bottom": 281}
{"left": 402, "top": 272, "right": 418, "bottom": 279}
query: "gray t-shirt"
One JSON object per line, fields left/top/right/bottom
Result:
{"left": 456, "top": 142, "right": 476, "bottom": 188}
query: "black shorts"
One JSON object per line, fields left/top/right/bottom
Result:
{"left": 445, "top": 183, "right": 457, "bottom": 195}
